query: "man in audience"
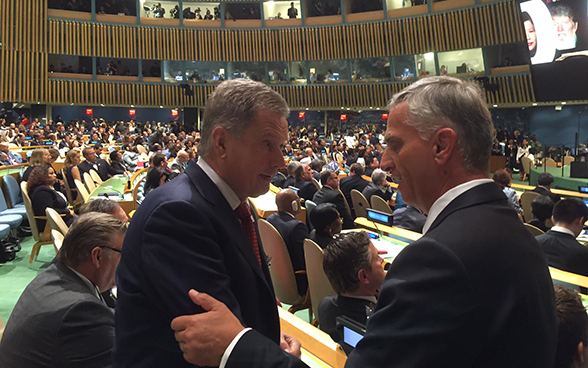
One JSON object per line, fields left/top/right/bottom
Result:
{"left": 554, "top": 285, "right": 588, "bottom": 368}
{"left": 170, "top": 76, "right": 557, "bottom": 368}
{"left": 319, "top": 231, "right": 385, "bottom": 336}
{"left": 80, "top": 197, "right": 129, "bottom": 223}
{"left": 339, "top": 163, "right": 369, "bottom": 217}
{"left": 308, "top": 203, "right": 342, "bottom": 249}
{"left": 310, "top": 158, "right": 322, "bottom": 181}
{"left": 392, "top": 205, "right": 427, "bottom": 233}
{"left": 114, "top": 79, "right": 301, "bottom": 367}
{"left": 294, "top": 163, "right": 318, "bottom": 201}
{"left": 109, "top": 151, "right": 128, "bottom": 175}
{"left": 531, "top": 172, "right": 561, "bottom": 204}
{"left": 362, "top": 168, "right": 393, "bottom": 203}
{"left": 77, "top": 146, "right": 116, "bottom": 182}
{"left": 364, "top": 156, "right": 379, "bottom": 177}
{"left": 267, "top": 189, "right": 309, "bottom": 296}
{"left": 271, "top": 166, "right": 288, "bottom": 188}
{"left": 536, "top": 198, "right": 588, "bottom": 277}
{"left": 284, "top": 160, "right": 300, "bottom": 188}
{"left": 313, "top": 169, "right": 354, "bottom": 229}
{"left": 0, "top": 142, "right": 22, "bottom": 165}
{"left": 528, "top": 195, "right": 555, "bottom": 233}
{"left": 170, "top": 150, "right": 190, "bottom": 175}
{"left": 0, "top": 213, "right": 126, "bottom": 368}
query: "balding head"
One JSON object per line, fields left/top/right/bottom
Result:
{"left": 0, "top": 143, "right": 8, "bottom": 153}
{"left": 275, "top": 189, "right": 301, "bottom": 215}
{"left": 177, "top": 151, "right": 190, "bottom": 163}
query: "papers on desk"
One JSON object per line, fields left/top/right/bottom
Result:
{"left": 371, "top": 237, "right": 406, "bottom": 261}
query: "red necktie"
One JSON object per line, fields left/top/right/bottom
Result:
{"left": 234, "top": 202, "right": 262, "bottom": 266}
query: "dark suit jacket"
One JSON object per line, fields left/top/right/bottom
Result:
{"left": 271, "top": 172, "right": 287, "bottom": 188}
{"left": 536, "top": 230, "right": 588, "bottom": 277}
{"left": 227, "top": 182, "right": 557, "bottom": 368}
{"left": 308, "top": 229, "right": 333, "bottom": 249}
{"left": 295, "top": 179, "right": 317, "bottom": 201}
{"left": 114, "top": 162, "right": 284, "bottom": 367}
{"left": 318, "top": 295, "right": 374, "bottom": 335}
{"left": 362, "top": 181, "right": 393, "bottom": 202}
{"left": 284, "top": 176, "right": 296, "bottom": 189}
{"left": 78, "top": 158, "right": 115, "bottom": 182}
{"left": 392, "top": 206, "right": 426, "bottom": 233}
{"left": 267, "top": 212, "right": 309, "bottom": 296}
{"left": 339, "top": 175, "right": 369, "bottom": 215}
{"left": 0, "top": 261, "right": 114, "bottom": 368}
{"left": 312, "top": 186, "right": 354, "bottom": 229}
{"left": 110, "top": 161, "right": 127, "bottom": 175}
{"left": 29, "top": 185, "right": 74, "bottom": 231}
{"left": 530, "top": 186, "right": 561, "bottom": 204}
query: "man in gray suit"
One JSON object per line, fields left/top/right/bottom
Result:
{"left": 0, "top": 213, "right": 127, "bottom": 368}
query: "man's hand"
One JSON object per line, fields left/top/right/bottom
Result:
{"left": 171, "top": 290, "right": 245, "bottom": 367}
{"left": 280, "top": 332, "right": 302, "bottom": 358}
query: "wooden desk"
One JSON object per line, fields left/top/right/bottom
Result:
{"left": 87, "top": 175, "right": 134, "bottom": 214}
{"left": 354, "top": 217, "right": 422, "bottom": 242}
{"left": 550, "top": 267, "right": 588, "bottom": 289}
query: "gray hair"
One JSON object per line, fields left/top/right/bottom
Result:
{"left": 371, "top": 168, "right": 386, "bottom": 184}
{"left": 387, "top": 76, "right": 493, "bottom": 173}
{"left": 80, "top": 198, "right": 122, "bottom": 216}
{"left": 57, "top": 213, "right": 127, "bottom": 268}
{"left": 287, "top": 160, "right": 301, "bottom": 177}
{"left": 198, "top": 79, "right": 290, "bottom": 158}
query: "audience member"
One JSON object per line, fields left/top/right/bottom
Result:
{"left": 121, "top": 145, "right": 140, "bottom": 171}
{"left": 294, "top": 163, "right": 318, "bottom": 201}
{"left": 554, "top": 284, "right": 588, "bottom": 368}
{"left": 78, "top": 147, "right": 116, "bottom": 182}
{"left": 531, "top": 172, "right": 561, "bottom": 204}
{"left": 536, "top": 198, "right": 588, "bottom": 277}
{"left": 529, "top": 195, "right": 555, "bottom": 233}
{"left": 267, "top": 189, "right": 309, "bottom": 296}
{"left": 80, "top": 197, "right": 129, "bottom": 223}
{"left": 339, "top": 163, "right": 369, "bottom": 217}
{"left": 143, "top": 166, "right": 170, "bottom": 197}
{"left": 109, "top": 151, "right": 127, "bottom": 175}
{"left": 288, "top": 2, "right": 298, "bottom": 18}
{"left": 271, "top": 166, "right": 288, "bottom": 188}
{"left": 27, "top": 164, "right": 74, "bottom": 231}
{"left": 392, "top": 205, "right": 427, "bottom": 233}
{"left": 0, "top": 213, "right": 126, "bottom": 368}
{"left": 312, "top": 169, "right": 354, "bottom": 229}
{"left": 170, "top": 150, "right": 190, "bottom": 174}
{"left": 364, "top": 156, "right": 379, "bottom": 177}
{"left": 309, "top": 203, "right": 342, "bottom": 249}
{"left": 492, "top": 168, "right": 523, "bottom": 220}
{"left": 362, "top": 168, "right": 393, "bottom": 203}
{"left": 63, "top": 148, "right": 82, "bottom": 200}
{"left": 22, "top": 148, "right": 51, "bottom": 181}
{"left": 0, "top": 142, "right": 22, "bottom": 165}
{"left": 284, "top": 160, "right": 300, "bottom": 188}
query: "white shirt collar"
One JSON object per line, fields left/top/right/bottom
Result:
{"left": 550, "top": 226, "right": 576, "bottom": 237}
{"left": 422, "top": 178, "right": 493, "bottom": 235}
{"left": 197, "top": 158, "right": 241, "bottom": 210}
{"left": 68, "top": 266, "right": 104, "bottom": 302}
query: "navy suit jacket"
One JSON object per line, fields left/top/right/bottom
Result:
{"left": 318, "top": 295, "right": 374, "bottom": 335}
{"left": 312, "top": 186, "right": 354, "bottom": 229}
{"left": 267, "top": 212, "right": 309, "bottom": 296}
{"left": 114, "top": 162, "right": 282, "bottom": 367}
{"left": 536, "top": 230, "right": 588, "bottom": 277}
{"left": 78, "top": 158, "right": 115, "bottom": 182}
{"left": 339, "top": 175, "right": 369, "bottom": 215}
{"left": 295, "top": 179, "right": 317, "bottom": 201}
{"left": 530, "top": 186, "right": 561, "bottom": 204}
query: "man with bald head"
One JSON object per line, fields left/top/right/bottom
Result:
{"left": 0, "top": 142, "right": 22, "bottom": 165}
{"left": 267, "top": 189, "right": 309, "bottom": 296}
{"left": 170, "top": 150, "right": 190, "bottom": 174}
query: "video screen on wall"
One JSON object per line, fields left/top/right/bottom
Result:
{"left": 518, "top": 0, "right": 588, "bottom": 101}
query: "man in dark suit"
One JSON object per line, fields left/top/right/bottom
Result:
{"left": 392, "top": 205, "right": 427, "bottom": 233}
{"left": 363, "top": 156, "right": 379, "bottom": 178}
{"left": 267, "top": 189, "right": 309, "bottom": 296}
{"left": 362, "top": 168, "right": 394, "bottom": 203}
{"left": 530, "top": 172, "right": 561, "bottom": 204}
{"left": 271, "top": 166, "right": 288, "bottom": 188}
{"left": 171, "top": 77, "right": 557, "bottom": 368}
{"left": 313, "top": 169, "right": 354, "bottom": 229}
{"left": 114, "top": 79, "right": 302, "bottom": 367}
{"left": 536, "top": 198, "right": 588, "bottom": 277}
{"left": 339, "top": 163, "right": 369, "bottom": 217}
{"left": 318, "top": 231, "right": 385, "bottom": 336}
{"left": 77, "top": 146, "right": 116, "bottom": 182}
{"left": 294, "top": 163, "right": 317, "bottom": 201}
{"left": 283, "top": 160, "right": 300, "bottom": 189}
{"left": 0, "top": 213, "right": 126, "bottom": 368}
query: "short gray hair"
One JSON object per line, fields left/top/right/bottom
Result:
{"left": 287, "top": 160, "right": 301, "bottom": 177}
{"left": 199, "top": 79, "right": 290, "bottom": 158}
{"left": 387, "top": 76, "right": 493, "bottom": 173}
{"left": 80, "top": 198, "right": 122, "bottom": 216}
{"left": 371, "top": 169, "right": 386, "bottom": 184}
{"left": 57, "top": 213, "right": 127, "bottom": 268}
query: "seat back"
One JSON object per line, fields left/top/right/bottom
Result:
{"left": 524, "top": 223, "right": 545, "bottom": 237}
{"left": 304, "top": 239, "right": 336, "bottom": 321}
{"left": 563, "top": 156, "right": 575, "bottom": 166}
{"left": 338, "top": 188, "right": 352, "bottom": 219}
{"left": 2, "top": 175, "right": 23, "bottom": 208}
{"left": 20, "top": 181, "right": 46, "bottom": 241}
{"left": 521, "top": 156, "right": 533, "bottom": 176}
{"left": 132, "top": 175, "right": 148, "bottom": 209}
{"left": 370, "top": 195, "right": 393, "bottom": 214}
{"left": 125, "top": 167, "right": 148, "bottom": 193}
{"left": 305, "top": 200, "right": 317, "bottom": 231}
{"left": 520, "top": 191, "right": 541, "bottom": 222}
{"left": 258, "top": 219, "right": 303, "bottom": 306}
{"left": 60, "top": 167, "right": 77, "bottom": 205}
{"left": 312, "top": 178, "right": 321, "bottom": 190}
{"left": 545, "top": 158, "right": 557, "bottom": 168}
{"left": 351, "top": 189, "right": 370, "bottom": 218}
{"left": 51, "top": 229, "right": 64, "bottom": 252}
{"left": 74, "top": 179, "right": 90, "bottom": 202}
{"left": 45, "top": 207, "right": 69, "bottom": 236}
{"left": 89, "top": 169, "right": 104, "bottom": 185}
{"left": 83, "top": 172, "right": 96, "bottom": 193}
{"left": 136, "top": 145, "right": 147, "bottom": 155}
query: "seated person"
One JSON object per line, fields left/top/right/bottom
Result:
{"left": 392, "top": 206, "right": 427, "bottom": 233}
{"left": 553, "top": 284, "right": 588, "bottom": 368}
{"left": 309, "top": 203, "right": 342, "bottom": 249}
{"left": 319, "top": 231, "right": 386, "bottom": 336}
{"left": 294, "top": 163, "right": 318, "bottom": 201}
{"left": 109, "top": 151, "right": 128, "bottom": 175}
{"left": 339, "top": 163, "right": 370, "bottom": 217}
{"left": 0, "top": 213, "right": 127, "bottom": 368}
{"left": 530, "top": 172, "right": 561, "bottom": 204}
{"left": 121, "top": 144, "right": 140, "bottom": 172}
{"left": 528, "top": 195, "right": 555, "bottom": 233}
{"left": 536, "top": 198, "right": 588, "bottom": 278}
{"left": 271, "top": 166, "right": 288, "bottom": 189}
{"left": 492, "top": 168, "right": 523, "bottom": 221}
{"left": 21, "top": 148, "right": 51, "bottom": 181}
{"left": 313, "top": 169, "right": 354, "bottom": 230}
{"left": 283, "top": 160, "right": 300, "bottom": 189}
{"left": 143, "top": 166, "right": 170, "bottom": 198}
{"left": 266, "top": 189, "right": 309, "bottom": 296}
{"left": 27, "top": 165, "right": 74, "bottom": 232}
{"left": 63, "top": 149, "right": 82, "bottom": 200}
{"left": 364, "top": 156, "right": 380, "bottom": 178}
{"left": 362, "top": 169, "right": 394, "bottom": 203}
{"left": 80, "top": 197, "right": 129, "bottom": 223}
{"left": 77, "top": 147, "right": 117, "bottom": 182}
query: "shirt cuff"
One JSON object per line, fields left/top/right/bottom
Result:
{"left": 219, "top": 327, "right": 252, "bottom": 368}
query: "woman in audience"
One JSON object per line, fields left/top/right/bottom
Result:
{"left": 63, "top": 149, "right": 82, "bottom": 200}
{"left": 309, "top": 203, "right": 343, "bottom": 249}
{"left": 27, "top": 164, "right": 74, "bottom": 232}
{"left": 492, "top": 169, "right": 523, "bottom": 221}
{"left": 21, "top": 148, "right": 51, "bottom": 181}
{"left": 143, "top": 167, "right": 170, "bottom": 197}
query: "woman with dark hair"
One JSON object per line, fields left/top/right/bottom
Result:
{"left": 522, "top": 12, "right": 537, "bottom": 57}
{"left": 309, "top": 203, "right": 343, "bottom": 249}
{"left": 143, "top": 167, "right": 170, "bottom": 197}
{"left": 27, "top": 164, "right": 74, "bottom": 231}
{"left": 492, "top": 169, "right": 523, "bottom": 221}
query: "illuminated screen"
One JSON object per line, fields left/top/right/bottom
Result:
{"left": 367, "top": 209, "right": 391, "bottom": 225}
{"left": 342, "top": 326, "right": 363, "bottom": 348}
{"left": 579, "top": 186, "right": 588, "bottom": 193}
{"left": 519, "top": 0, "right": 588, "bottom": 101}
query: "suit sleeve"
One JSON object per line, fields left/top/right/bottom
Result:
{"left": 227, "top": 330, "right": 308, "bottom": 368}
{"left": 345, "top": 238, "right": 477, "bottom": 368}
{"left": 334, "top": 193, "right": 354, "bottom": 229}
{"left": 56, "top": 300, "right": 114, "bottom": 368}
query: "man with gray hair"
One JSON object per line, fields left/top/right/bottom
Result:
{"left": 170, "top": 76, "right": 557, "bottom": 368}
{"left": 0, "top": 213, "right": 126, "bottom": 368}
{"left": 362, "top": 168, "right": 394, "bottom": 203}
{"left": 115, "top": 79, "right": 302, "bottom": 367}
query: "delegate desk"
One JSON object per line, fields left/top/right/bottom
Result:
{"left": 87, "top": 175, "right": 134, "bottom": 214}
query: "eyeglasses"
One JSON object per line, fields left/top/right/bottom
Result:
{"left": 99, "top": 246, "right": 122, "bottom": 254}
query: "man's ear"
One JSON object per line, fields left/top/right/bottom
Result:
{"left": 90, "top": 247, "right": 102, "bottom": 268}
{"left": 211, "top": 126, "right": 229, "bottom": 159}
{"left": 431, "top": 127, "right": 457, "bottom": 165}
{"left": 358, "top": 268, "right": 369, "bottom": 285}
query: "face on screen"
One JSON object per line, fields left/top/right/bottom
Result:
{"left": 525, "top": 20, "right": 537, "bottom": 52}
{"left": 552, "top": 13, "right": 578, "bottom": 50}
